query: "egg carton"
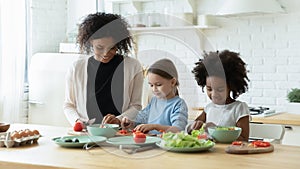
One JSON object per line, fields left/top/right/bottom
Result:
{"left": 0, "top": 132, "right": 40, "bottom": 148}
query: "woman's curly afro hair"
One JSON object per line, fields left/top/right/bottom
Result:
{"left": 77, "top": 12, "right": 133, "bottom": 55}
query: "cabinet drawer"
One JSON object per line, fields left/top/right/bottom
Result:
{"left": 282, "top": 125, "right": 300, "bottom": 146}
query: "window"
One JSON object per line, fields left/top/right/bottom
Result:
{"left": 0, "top": 0, "right": 28, "bottom": 123}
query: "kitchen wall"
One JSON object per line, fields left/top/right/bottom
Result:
{"left": 134, "top": 0, "right": 300, "bottom": 112}
{"left": 30, "top": 0, "right": 67, "bottom": 55}
{"left": 204, "top": 8, "right": 300, "bottom": 111}
{"left": 202, "top": 0, "right": 300, "bottom": 111}
{"left": 30, "top": 0, "right": 300, "bottom": 112}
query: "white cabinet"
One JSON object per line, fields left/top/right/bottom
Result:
{"left": 28, "top": 53, "right": 80, "bottom": 127}
{"left": 282, "top": 125, "right": 300, "bottom": 146}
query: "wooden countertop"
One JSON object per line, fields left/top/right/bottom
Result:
{"left": 188, "top": 107, "right": 204, "bottom": 120}
{"left": 251, "top": 112, "right": 300, "bottom": 126}
{"left": 191, "top": 107, "right": 300, "bottom": 126}
{"left": 1, "top": 123, "right": 300, "bottom": 169}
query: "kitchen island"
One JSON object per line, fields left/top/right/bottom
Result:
{"left": 0, "top": 123, "right": 299, "bottom": 169}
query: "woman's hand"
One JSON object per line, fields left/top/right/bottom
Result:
{"left": 134, "top": 124, "right": 156, "bottom": 133}
{"left": 121, "top": 117, "right": 135, "bottom": 129}
{"left": 102, "top": 114, "right": 121, "bottom": 125}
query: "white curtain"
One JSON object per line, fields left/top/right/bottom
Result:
{"left": 0, "top": 0, "right": 27, "bottom": 123}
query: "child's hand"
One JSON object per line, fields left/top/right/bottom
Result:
{"left": 121, "top": 117, "right": 134, "bottom": 129}
{"left": 134, "top": 124, "right": 155, "bottom": 133}
{"left": 204, "top": 122, "right": 216, "bottom": 131}
{"left": 191, "top": 120, "right": 204, "bottom": 130}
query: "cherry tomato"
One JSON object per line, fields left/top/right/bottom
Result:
{"left": 232, "top": 141, "right": 243, "bottom": 145}
{"left": 73, "top": 121, "right": 83, "bottom": 132}
{"left": 133, "top": 131, "right": 146, "bottom": 143}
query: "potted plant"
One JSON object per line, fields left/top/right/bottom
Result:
{"left": 286, "top": 88, "right": 300, "bottom": 114}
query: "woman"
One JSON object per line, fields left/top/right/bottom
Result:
{"left": 64, "top": 12, "right": 143, "bottom": 126}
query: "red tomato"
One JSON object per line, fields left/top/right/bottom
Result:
{"left": 197, "top": 133, "right": 208, "bottom": 140}
{"left": 73, "top": 121, "right": 83, "bottom": 132}
{"left": 133, "top": 131, "right": 146, "bottom": 143}
{"left": 232, "top": 141, "right": 243, "bottom": 145}
{"left": 119, "top": 129, "right": 128, "bottom": 135}
{"left": 251, "top": 141, "right": 271, "bottom": 147}
{"left": 132, "top": 131, "right": 143, "bottom": 137}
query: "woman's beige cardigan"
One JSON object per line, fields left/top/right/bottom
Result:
{"left": 64, "top": 56, "right": 144, "bottom": 126}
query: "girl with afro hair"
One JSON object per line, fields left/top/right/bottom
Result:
{"left": 187, "top": 50, "right": 250, "bottom": 141}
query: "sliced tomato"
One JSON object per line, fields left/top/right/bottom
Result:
{"left": 197, "top": 133, "right": 208, "bottom": 140}
{"left": 251, "top": 141, "right": 271, "bottom": 147}
{"left": 119, "top": 129, "right": 128, "bottom": 135}
{"left": 232, "top": 141, "right": 243, "bottom": 145}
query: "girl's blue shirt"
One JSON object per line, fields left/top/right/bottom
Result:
{"left": 135, "top": 96, "right": 188, "bottom": 134}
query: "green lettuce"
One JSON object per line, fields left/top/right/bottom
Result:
{"left": 161, "top": 131, "right": 213, "bottom": 148}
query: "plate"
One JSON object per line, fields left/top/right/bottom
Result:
{"left": 106, "top": 136, "right": 161, "bottom": 146}
{"left": 52, "top": 135, "right": 106, "bottom": 148}
{"left": 156, "top": 141, "right": 215, "bottom": 153}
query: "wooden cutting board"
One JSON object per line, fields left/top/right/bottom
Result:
{"left": 225, "top": 143, "right": 274, "bottom": 154}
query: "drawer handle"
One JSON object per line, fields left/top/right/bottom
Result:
{"left": 28, "top": 100, "right": 44, "bottom": 105}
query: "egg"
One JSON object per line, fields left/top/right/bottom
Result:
{"left": 11, "top": 131, "right": 21, "bottom": 140}
{"left": 32, "top": 130, "right": 40, "bottom": 135}
{"left": 25, "top": 129, "right": 34, "bottom": 136}
{"left": 19, "top": 130, "right": 28, "bottom": 137}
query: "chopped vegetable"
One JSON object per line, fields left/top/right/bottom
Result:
{"left": 232, "top": 141, "right": 243, "bottom": 145}
{"left": 161, "top": 131, "right": 213, "bottom": 148}
{"left": 251, "top": 141, "right": 271, "bottom": 147}
{"left": 215, "top": 126, "right": 236, "bottom": 131}
{"left": 119, "top": 129, "right": 128, "bottom": 135}
{"left": 191, "top": 123, "right": 205, "bottom": 137}
{"left": 191, "top": 124, "right": 207, "bottom": 140}
{"left": 197, "top": 133, "right": 208, "bottom": 140}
